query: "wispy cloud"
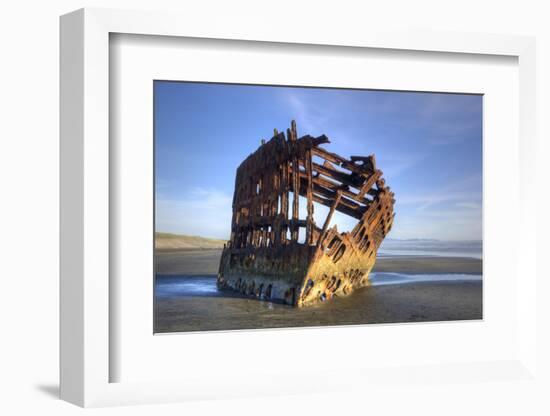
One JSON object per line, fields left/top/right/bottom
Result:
{"left": 156, "top": 187, "right": 232, "bottom": 239}
{"left": 282, "top": 90, "right": 330, "bottom": 135}
{"left": 391, "top": 211, "right": 481, "bottom": 241}
{"left": 377, "top": 152, "right": 427, "bottom": 180}
{"left": 455, "top": 201, "right": 481, "bottom": 210}
{"left": 155, "top": 82, "right": 482, "bottom": 241}
{"left": 412, "top": 94, "right": 482, "bottom": 146}
{"left": 393, "top": 174, "right": 482, "bottom": 240}
{"left": 399, "top": 191, "right": 475, "bottom": 211}
{"left": 398, "top": 174, "right": 482, "bottom": 211}
{"left": 348, "top": 91, "right": 481, "bottom": 146}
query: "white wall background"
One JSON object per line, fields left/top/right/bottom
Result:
{"left": 0, "top": 1, "right": 548, "bottom": 415}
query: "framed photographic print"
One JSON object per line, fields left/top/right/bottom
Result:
{"left": 60, "top": 8, "right": 538, "bottom": 408}
{"left": 152, "top": 82, "right": 483, "bottom": 334}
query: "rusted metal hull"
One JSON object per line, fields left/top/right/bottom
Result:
{"left": 217, "top": 121, "right": 395, "bottom": 306}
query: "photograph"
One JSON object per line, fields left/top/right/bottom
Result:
{"left": 153, "top": 81, "right": 483, "bottom": 333}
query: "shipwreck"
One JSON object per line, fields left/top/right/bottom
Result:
{"left": 217, "top": 121, "right": 395, "bottom": 306}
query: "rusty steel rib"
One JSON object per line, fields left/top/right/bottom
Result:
{"left": 217, "top": 121, "right": 395, "bottom": 306}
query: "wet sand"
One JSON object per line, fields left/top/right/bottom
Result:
{"left": 155, "top": 249, "right": 223, "bottom": 275}
{"left": 373, "top": 256, "right": 482, "bottom": 274}
{"left": 155, "top": 279, "right": 482, "bottom": 333}
{"left": 155, "top": 248, "right": 482, "bottom": 275}
{"left": 154, "top": 249, "right": 482, "bottom": 333}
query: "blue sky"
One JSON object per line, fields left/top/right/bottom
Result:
{"left": 155, "top": 81, "right": 482, "bottom": 241}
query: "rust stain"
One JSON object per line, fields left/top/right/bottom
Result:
{"left": 217, "top": 121, "right": 395, "bottom": 306}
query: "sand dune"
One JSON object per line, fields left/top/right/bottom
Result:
{"left": 155, "top": 232, "right": 226, "bottom": 250}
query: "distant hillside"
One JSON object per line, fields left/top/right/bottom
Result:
{"left": 155, "top": 232, "right": 226, "bottom": 250}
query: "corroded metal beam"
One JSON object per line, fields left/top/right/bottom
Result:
{"left": 218, "top": 121, "right": 395, "bottom": 306}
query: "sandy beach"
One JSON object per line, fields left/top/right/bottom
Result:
{"left": 154, "top": 249, "right": 482, "bottom": 333}
{"left": 155, "top": 248, "right": 482, "bottom": 275}
{"left": 155, "top": 279, "right": 481, "bottom": 333}
{"left": 155, "top": 249, "right": 223, "bottom": 275}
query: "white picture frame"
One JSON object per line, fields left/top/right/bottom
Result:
{"left": 60, "top": 7, "right": 538, "bottom": 408}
